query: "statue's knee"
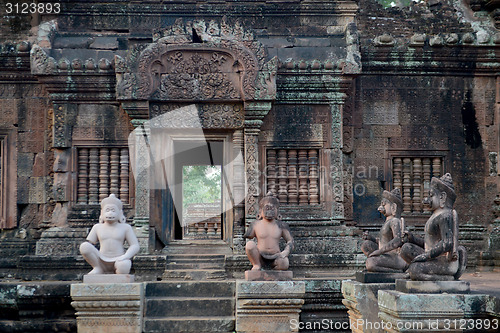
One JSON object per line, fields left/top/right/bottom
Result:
{"left": 365, "top": 257, "right": 376, "bottom": 271}
{"left": 80, "top": 242, "right": 95, "bottom": 256}
{"left": 275, "top": 257, "right": 289, "bottom": 270}
{"left": 115, "top": 259, "right": 131, "bottom": 274}
{"left": 400, "top": 243, "right": 413, "bottom": 262}
{"left": 246, "top": 240, "right": 257, "bottom": 252}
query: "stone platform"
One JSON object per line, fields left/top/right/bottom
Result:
{"left": 378, "top": 289, "right": 499, "bottom": 333}
{"left": 245, "top": 270, "right": 293, "bottom": 281}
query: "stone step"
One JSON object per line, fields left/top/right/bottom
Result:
{"left": 144, "top": 316, "right": 235, "bottom": 333}
{"left": 145, "top": 297, "right": 235, "bottom": 317}
{"left": 166, "top": 254, "right": 226, "bottom": 261}
{"left": 144, "top": 281, "right": 235, "bottom": 298}
{"left": 166, "top": 262, "right": 224, "bottom": 270}
{"left": 162, "top": 269, "right": 227, "bottom": 280}
{"left": 163, "top": 240, "right": 232, "bottom": 255}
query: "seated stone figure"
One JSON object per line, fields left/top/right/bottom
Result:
{"left": 80, "top": 194, "right": 140, "bottom": 275}
{"left": 244, "top": 192, "right": 294, "bottom": 271}
{"left": 400, "top": 173, "right": 467, "bottom": 281}
{"left": 361, "top": 188, "right": 408, "bottom": 273}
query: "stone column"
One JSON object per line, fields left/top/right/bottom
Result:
{"left": 71, "top": 282, "right": 143, "bottom": 333}
{"left": 342, "top": 280, "right": 395, "bottom": 333}
{"left": 236, "top": 280, "right": 305, "bottom": 333}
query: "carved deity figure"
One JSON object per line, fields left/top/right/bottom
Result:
{"left": 80, "top": 194, "right": 140, "bottom": 275}
{"left": 400, "top": 173, "right": 467, "bottom": 281}
{"left": 361, "top": 188, "right": 408, "bottom": 273}
{"left": 244, "top": 192, "right": 294, "bottom": 271}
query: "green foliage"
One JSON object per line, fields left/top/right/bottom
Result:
{"left": 182, "top": 165, "right": 222, "bottom": 206}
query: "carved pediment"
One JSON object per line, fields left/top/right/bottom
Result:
{"left": 116, "top": 19, "right": 277, "bottom": 103}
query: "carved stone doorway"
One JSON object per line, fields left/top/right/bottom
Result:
{"left": 175, "top": 140, "right": 223, "bottom": 240}
{"left": 154, "top": 132, "right": 234, "bottom": 245}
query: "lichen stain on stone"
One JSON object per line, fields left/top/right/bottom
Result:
{"left": 461, "top": 90, "right": 482, "bottom": 149}
{"left": 17, "top": 285, "right": 37, "bottom": 297}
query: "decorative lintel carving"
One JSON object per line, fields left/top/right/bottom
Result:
{"left": 116, "top": 19, "right": 276, "bottom": 103}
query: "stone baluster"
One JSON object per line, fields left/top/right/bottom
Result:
{"left": 266, "top": 149, "right": 277, "bottom": 195}
{"left": 298, "top": 149, "right": 309, "bottom": 205}
{"left": 77, "top": 148, "right": 89, "bottom": 204}
{"left": 88, "top": 148, "right": 99, "bottom": 205}
{"left": 110, "top": 148, "right": 120, "bottom": 197}
{"left": 119, "top": 148, "right": 129, "bottom": 204}
{"left": 432, "top": 157, "right": 441, "bottom": 178}
{"left": 288, "top": 149, "right": 298, "bottom": 204}
{"left": 277, "top": 149, "right": 288, "bottom": 203}
{"left": 309, "top": 149, "right": 319, "bottom": 205}
{"left": 412, "top": 158, "right": 422, "bottom": 213}
{"left": 423, "top": 157, "right": 431, "bottom": 213}
{"left": 207, "top": 220, "right": 215, "bottom": 235}
{"left": 99, "top": 148, "right": 110, "bottom": 201}
{"left": 393, "top": 157, "right": 402, "bottom": 192}
{"left": 402, "top": 158, "right": 412, "bottom": 214}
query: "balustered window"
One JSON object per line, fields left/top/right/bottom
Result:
{"left": 266, "top": 148, "right": 320, "bottom": 205}
{"left": 392, "top": 156, "right": 444, "bottom": 214}
{"left": 76, "top": 147, "right": 130, "bottom": 205}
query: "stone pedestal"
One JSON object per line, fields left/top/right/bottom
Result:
{"left": 236, "top": 280, "right": 305, "bottom": 333}
{"left": 245, "top": 270, "right": 293, "bottom": 281}
{"left": 342, "top": 280, "right": 395, "bottom": 333}
{"left": 83, "top": 274, "right": 135, "bottom": 283}
{"left": 70, "top": 283, "right": 143, "bottom": 333}
{"left": 356, "top": 271, "right": 408, "bottom": 283}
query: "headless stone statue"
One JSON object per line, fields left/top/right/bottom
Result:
{"left": 361, "top": 188, "right": 408, "bottom": 273}
{"left": 400, "top": 173, "right": 467, "bottom": 281}
{"left": 244, "top": 192, "right": 294, "bottom": 271}
{"left": 80, "top": 194, "right": 140, "bottom": 275}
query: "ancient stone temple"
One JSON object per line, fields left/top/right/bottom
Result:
{"left": 0, "top": 0, "right": 499, "bottom": 332}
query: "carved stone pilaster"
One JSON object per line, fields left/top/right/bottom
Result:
{"left": 244, "top": 129, "right": 259, "bottom": 226}
{"left": 120, "top": 101, "right": 150, "bottom": 253}
{"left": 244, "top": 101, "right": 272, "bottom": 228}
{"left": 232, "top": 129, "right": 246, "bottom": 253}
{"left": 132, "top": 123, "right": 151, "bottom": 254}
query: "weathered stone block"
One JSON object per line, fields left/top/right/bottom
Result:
{"left": 71, "top": 282, "right": 143, "bottom": 333}
{"left": 35, "top": 227, "right": 86, "bottom": 255}
{"left": 342, "top": 280, "right": 395, "bottom": 333}
{"left": 236, "top": 280, "right": 305, "bottom": 333}
{"left": 53, "top": 173, "right": 72, "bottom": 202}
